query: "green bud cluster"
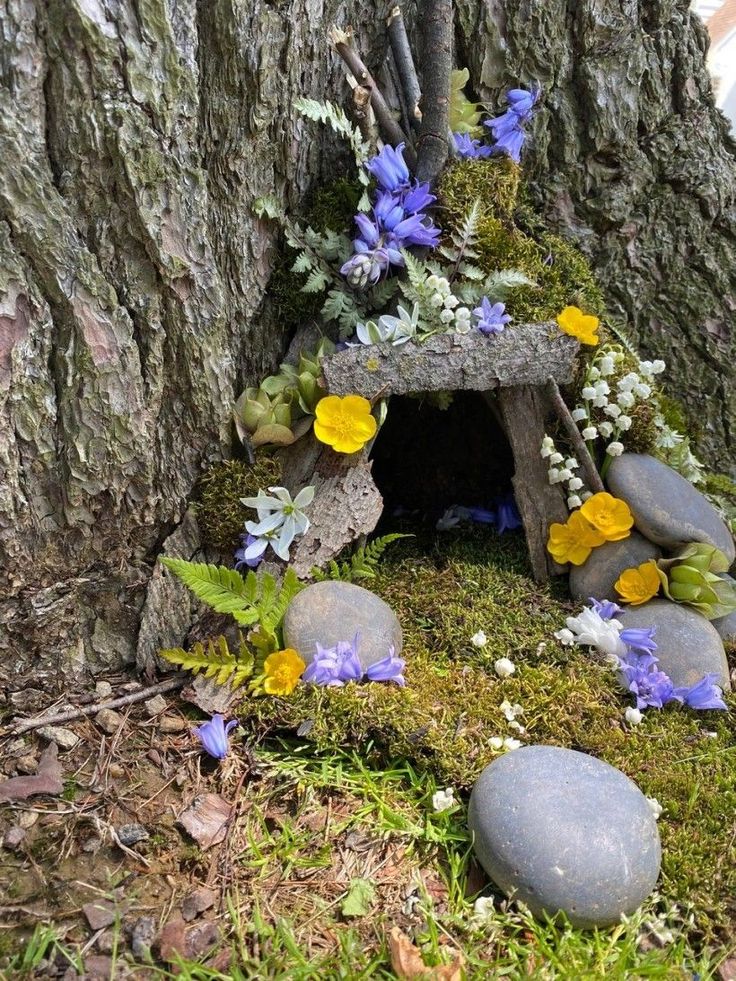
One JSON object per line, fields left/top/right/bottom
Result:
{"left": 656, "top": 544, "right": 736, "bottom": 620}
{"left": 234, "top": 338, "right": 336, "bottom": 448}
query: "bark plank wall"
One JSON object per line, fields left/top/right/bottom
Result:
{"left": 1, "top": 0, "right": 735, "bottom": 682}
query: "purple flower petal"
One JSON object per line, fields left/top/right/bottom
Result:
{"left": 365, "top": 646, "right": 406, "bottom": 686}
{"left": 365, "top": 142, "right": 410, "bottom": 191}
{"left": 193, "top": 714, "right": 237, "bottom": 760}
{"left": 588, "top": 598, "right": 624, "bottom": 621}
{"left": 673, "top": 673, "right": 728, "bottom": 710}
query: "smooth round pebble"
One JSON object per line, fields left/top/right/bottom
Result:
{"left": 468, "top": 745, "right": 661, "bottom": 928}
{"left": 619, "top": 599, "right": 730, "bottom": 689}
{"left": 569, "top": 532, "right": 661, "bottom": 602}
{"left": 282, "top": 580, "right": 402, "bottom": 670}
{"left": 606, "top": 454, "right": 735, "bottom": 563}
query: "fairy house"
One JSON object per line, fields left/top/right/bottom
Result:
{"left": 280, "top": 322, "right": 580, "bottom": 582}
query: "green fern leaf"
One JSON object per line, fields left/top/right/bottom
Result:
{"left": 160, "top": 558, "right": 251, "bottom": 615}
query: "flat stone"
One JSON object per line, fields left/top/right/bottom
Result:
{"left": 116, "top": 823, "right": 149, "bottom": 846}
{"left": 606, "top": 454, "right": 735, "bottom": 563}
{"left": 95, "top": 708, "right": 124, "bottom": 735}
{"left": 144, "top": 694, "right": 168, "bottom": 716}
{"left": 158, "top": 715, "right": 188, "bottom": 733}
{"left": 468, "top": 745, "right": 661, "bottom": 928}
{"left": 283, "top": 580, "right": 402, "bottom": 670}
{"left": 37, "top": 726, "right": 79, "bottom": 751}
{"left": 83, "top": 899, "right": 118, "bottom": 931}
{"left": 712, "top": 575, "right": 736, "bottom": 646}
{"left": 569, "top": 533, "right": 661, "bottom": 602}
{"left": 2, "top": 827, "right": 26, "bottom": 850}
{"left": 181, "top": 886, "right": 217, "bottom": 921}
{"left": 618, "top": 599, "right": 730, "bottom": 689}
{"left": 94, "top": 681, "right": 113, "bottom": 699}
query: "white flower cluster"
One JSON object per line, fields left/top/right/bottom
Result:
{"left": 500, "top": 699, "right": 526, "bottom": 734}
{"left": 431, "top": 787, "right": 456, "bottom": 813}
{"left": 541, "top": 436, "right": 587, "bottom": 509}
{"left": 555, "top": 606, "right": 627, "bottom": 662}
{"left": 489, "top": 735, "right": 522, "bottom": 751}
{"left": 425, "top": 274, "right": 473, "bottom": 334}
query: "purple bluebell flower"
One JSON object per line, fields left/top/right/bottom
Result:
{"left": 495, "top": 494, "right": 522, "bottom": 534}
{"left": 334, "top": 635, "right": 363, "bottom": 683}
{"left": 473, "top": 297, "right": 512, "bottom": 336}
{"left": 365, "top": 142, "right": 410, "bottom": 191}
{"left": 387, "top": 213, "right": 441, "bottom": 250}
{"left": 620, "top": 626, "right": 658, "bottom": 659}
{"left": 235, "top": 533, "right": 264, "bottom": 570}
{"left": 484, "top": 86, "right": 540, "bottom": 163}
{"left": 374, "top": 191, "right": 406, "bottom": 231}
{"left": 466, "top": 506, "right": 496, "bottom": 525}
{"left": 453, "top": 132, "right": 494, "bottom": 159}
{"left": 673, "top": 674, "right": 728, "bottom": 711}
{"left": 365, "top": 646, "right": 406, "bottom": 686}
{"left": 620, "top": 662, "right": 675, "bottom": 710}
{"left": 588, "top": 598, "right": 624, "bottom": 621}
{"left": 302, "top": 643, "right": 341, "bottom": 686}
{"left": 402, "top": 182, "right": 436, "bottom": 214}
{"left": 193, "top": 714, "right": 238, "bottom": 760}
{"left": 340, "top": 250, "right": 389, "bottom": 289}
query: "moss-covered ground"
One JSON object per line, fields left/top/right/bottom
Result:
{"left": 2, "top": 528, "right": 735, "bottom": 978}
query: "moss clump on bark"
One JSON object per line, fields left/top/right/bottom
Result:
{"left": 267, "top": 179, "right": 364, "bottom": 330}
{"left": 438, "top": 159, "right": 604, "bottom": 323}
{"left": 194, "top": 456, "right": 282, "bottom": 553}
{"left": 236, "top": 528, "right": 736, "bottom": 937}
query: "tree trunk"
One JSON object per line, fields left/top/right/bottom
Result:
{"left": 1, "top": 0, "right": 734, "bottom": 685}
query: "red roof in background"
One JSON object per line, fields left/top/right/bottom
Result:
{"left": 707, "top": 0, "right": 736, "bottom": 46}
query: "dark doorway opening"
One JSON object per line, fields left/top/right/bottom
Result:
{"left": 369, "top": 392, "right": 516, "bottom": 524}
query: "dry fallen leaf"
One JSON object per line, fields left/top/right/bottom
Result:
{"left": 0, "top": 743, "right": 63, "bottom": 801}
{"left": 177, "top": 793, "right": 232, "bottom": 849}
{"left": 388, "top": 927, "right": 465, "bottom": 980}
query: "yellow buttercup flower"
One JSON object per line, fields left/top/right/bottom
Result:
{"left": 314, "top": 395, "right": 377, "bottom": 454}
{"left": 263, "top": 648, "right": 306, "bottom": 696}
{"left": 556, "top": 306, "right": 600, "bottom": 346}
{"left": 579, "top": 492, "right": 633, "bottom": 542}
{"left": 615, "top": 560, "right": 661, "bottom": 606}
{"left": 547, "top": 510, "right": 606, "bottom": 566}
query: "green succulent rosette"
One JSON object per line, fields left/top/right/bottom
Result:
{"left": 655, "top": 543, "right": 736, "bottom": 619}
{"left": 233, "top": 338, "right": 335, "bottom": 448}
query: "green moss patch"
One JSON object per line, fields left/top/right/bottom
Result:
{"left": 438, "top": 159, "right": 604, "bottom": 322}
{"left": 238, "top": 528, "right": 736, "bottom": 939}
{"left": 194, "top": 456, "right": 282, "bottom": 553}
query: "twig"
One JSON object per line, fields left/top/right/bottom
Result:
{"left": 6, "top": 675, "right": 189, "bottom": 736}
{"left": 329, "top": 25, "right": 416, "bottom": 168}
{"left": 351, "top": 84, "right": 379, "bottom": 149}
{"left": 415, "top": 0, "right": 453, "bottom": 184}
{"left": 546, "top": 377, "right": 605, "bottom": 493}
{"left": 387, "top": 6, "right": 422, "bottom": 133}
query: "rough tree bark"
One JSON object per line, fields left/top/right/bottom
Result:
{"left": 1, "top": 0, "right": 734, "bottom": 685}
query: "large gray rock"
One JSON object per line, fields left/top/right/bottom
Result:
{"left": 606, "top": 454, "right": 735, "bottom": 563}
{"left": 283, "top": 581, "right": 402, "bottom": 669}
{"left": 619, "top": 599, "right": 730, "bottom": 689}
{"left": 569, "top": 533, "right": 661, "bottom": 602}
{"left": 468, "top": 745, "right": 661, "bottom": 928}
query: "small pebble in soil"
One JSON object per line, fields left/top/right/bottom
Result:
{"left": 2, "top": 826, "right": 25, "bottom": 850}
{"left": 468, "top": 744, "right": 661, "bottom": 928}
{"left": 36, "top": 726, "right": 79, "bottom": 750}
{"left": 95, "top": 708, "right": 124, "bottom": 734}
{"left": 116, "top": 823, "right": 150, "bottom": 846}
{"left": 606, "top": 453, "right": 735, "bottom": 563}
{"left": 181, "top": 886, "right": 217, "bottom": 921}
{"left": 158, "top": 715, "right": 189, "bottom": 733}
{"left": 144, "top": 694, "right": 168, "bottom": 716}
{"left": 94, "top": 681, "right": 113, "bottom": 699}
{"left": 283, "top": 580, "right": 403, "bottom": 670}
{"left": 130, "top": 915, "right": 157, "bottom": 959}
{"left": 618, "top": 599, "right": 730, "bottom": 690}
{"left": 83, "top": 899, "right": 119, "bottom": 931}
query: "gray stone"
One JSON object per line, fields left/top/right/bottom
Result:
{"left": 37, "top": 726, "right": 79, "bottom": 750}
{"left": 283, "top": 581, "right": 402, "bottom": 670}
{"left": 116, "top": 823, "right": 149, "bottom": 846}
{"left": 83, "top": 899, "right": 118, "bottom": 931}
{"left": 144, "top": 694, "right": 168, "bottom": 716}
{"left": 158, "top": 715, "right": 188, "bottom": 733}
{"left": 468, "top": 745, "right": 661, "bottom": 928}
{"left": 2, "top": 827, "right": 26, "bottom": 850}
{"left": 95, "top": 708, "right": 124, "bottom": 734}
{"left": 606, "top": 454, "right": 735, "bottom": 563}
{"left": 569, "top": 533, "right": 661, "bottom": 602}
{"left": 618, "top": 599, "right": 730, "bottom": 689}
{"left": 94, "top": 681, "right": 113, "bottom": 699}
{"left": 712, "top": 575, "right": 736, "bottom": 646}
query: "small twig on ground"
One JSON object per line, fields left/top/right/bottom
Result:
{"left": 6, "top": 675, "right": 189, "bottom": 737}
{"left": 329, "top": 25, "right": 416, "bottom": 167}
{"left": 415, "top": 0, "right": 453, "bottom": 183}
{"left": 546, "top": 377, "right": 606, "bottom": 493}
{"left": 387, "top": 7, "right": 422, "bottom": 133}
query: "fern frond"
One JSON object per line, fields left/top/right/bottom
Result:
{"left": 483, "top": 268, "right": 536, "bottom": 300}
{"left": 311, "top": 534, "right": 411, "bottom": 582}
{"left": 160, "top": 634, "right": 255, "bottom": 689}
{"left": 160, "top": 558, "right": 252, "bottom": 616}
{"left": 294, "top": 97, "right": 371, "bottom": 185}
{"left": 253, "top": 196, "right": 284, "bottom": 220}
